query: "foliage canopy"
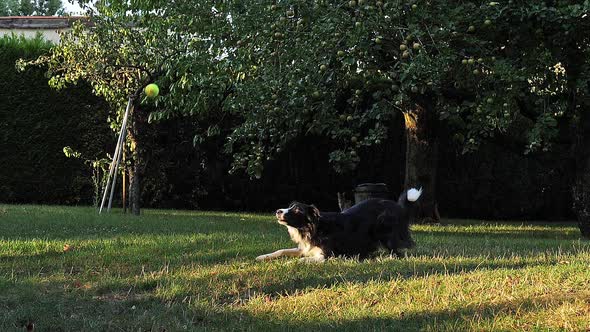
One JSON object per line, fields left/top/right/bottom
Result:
{"left": 0, "top": 0, "right": 62, "bottom": 16}
{"left": 22, "top": 1, "right": 590, "bottom": 180}
{"left": 215, "top": 1, "right": 589, "bottom": 177}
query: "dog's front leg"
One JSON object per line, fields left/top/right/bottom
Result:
{"left": 256, "top": 248, "right": 302, "bottom": 261}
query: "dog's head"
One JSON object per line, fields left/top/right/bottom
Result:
{"left": 275, "top": 202, "right": 320, "bottom": 228}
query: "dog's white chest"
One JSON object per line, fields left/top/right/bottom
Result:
{"left": 287, "top": 226, "right": 323, "bottom": 257}
{"left": 287, "top": 226, "right": 305, "bottom": 245}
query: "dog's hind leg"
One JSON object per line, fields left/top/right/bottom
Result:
{"left": 256, "top": 248, "right": 302, "bottom": 261}
{"left": 383, "top": 238, "right": 400, "bottom": 257}
{"left": 299, "top": 255, "right": 325, "bottom": 263}
{"left": 299, "top": 255, "right": 326, "bottom": 263}
{"left": 299, "top": 247, "right": 325, "bottom": 263}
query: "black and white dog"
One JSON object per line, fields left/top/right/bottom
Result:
{"left": 256, "top": 188, "right": 422, "bottom": 262}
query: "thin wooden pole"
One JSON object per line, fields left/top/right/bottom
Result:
{"left": 99, "top": 108, "right": 126, "bottom": 213}
{"left": 107, "top": 100, "right": 132, "bottom": 212}
{"left": 122, "top": 146, "right": 127, "bottom": 214}
{"left": 99, "top": 97, "right": 133, "bottom": 214}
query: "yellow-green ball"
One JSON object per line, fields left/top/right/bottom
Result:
{"left": 145, "top": 83, "right": 159, "bottom": 98}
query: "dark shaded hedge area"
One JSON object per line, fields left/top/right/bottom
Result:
{"left": 0, "top": 36, "right": 574, "bottom": 220}
{"left": 142, "top": 115, "right": 573, "bottom": 220}
{"left": 139, "top": 116, "right": 407, "bottom": 213}
{"left": 0, "top": 36, "right": 113, "bottom": 204}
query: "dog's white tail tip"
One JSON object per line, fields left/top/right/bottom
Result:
{"left": 407, "top": 187, "right": 422, "bottom": 202}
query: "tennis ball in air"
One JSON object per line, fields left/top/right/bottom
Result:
{"left": 145, "top": 83, "right": 159, "bottom": 98}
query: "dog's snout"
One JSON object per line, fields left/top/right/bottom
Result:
{"left": 276, "top": 209, "right": 283, "bottom": 216}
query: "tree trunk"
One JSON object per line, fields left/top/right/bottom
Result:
{"left": 403, "top": 99, "right": 440, "bottom": 223}
{"left": 128, "top": 161, "right": 141, "bottom": 215}
{"left": 127, "top": 101, "right": 147, "bottom": 216}
{"left": 572, "top": 107, "right": 590, "bottom": 238}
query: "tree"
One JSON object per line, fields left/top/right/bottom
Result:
{"left": 491, "top": 2, "right": 590, "bottom": 238}
{"left": 0, "top": 0, "right": 19, "bottom": 15}
{"left": 551, "top": 4, "right": 590, "bottom": 238}
{"left": 206, "top": 1, "right": 588, "bottom": 226}
{"left": 19, "top": 0, "right": 232, "bottom": 214}
{"left": 19, "top": 0, "right": 590, "bottom": 235}
{"left": 38, "top": 0, "right": 62, "bottom": 16}
{"left": 0, "top": 0, "right": 63, "bottom": 16}
{"left": 207, "top": 1, "right": 507, "bottom": 221}
{"left": 69, "top": 0, "right": 590, "bottom": 234}
{"left": 18, "top": 0, "right": 33, "bottom": 14}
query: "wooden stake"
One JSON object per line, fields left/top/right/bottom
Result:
{"left": 100, "top": 97, "right": 133, "bottom": 214}
{"left": 122, "top": 146, "right": 127, "bottom": 214}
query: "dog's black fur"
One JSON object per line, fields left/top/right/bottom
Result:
{"left": 261, "top": 188, "right": 421, "bottom": 261}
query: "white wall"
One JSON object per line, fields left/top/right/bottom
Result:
{"left": 0, "top": 28, "right": 68, "bottom": 43}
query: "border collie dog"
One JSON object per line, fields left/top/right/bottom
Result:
{"left": 256, "top": 188, "right": 422, "bottom": 262}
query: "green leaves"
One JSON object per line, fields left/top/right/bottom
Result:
{"left": 21, "top": 0, "right": 235, "bottom": 134}
{"left": 62, "top": 146, "right": 81, "bottom": 159}
{"left": 21, "top": 0, "right": 590, "bottom": 179}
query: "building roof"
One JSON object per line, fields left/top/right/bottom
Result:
{"left": 0, "top": 16, "right": 90, "bottom": 29}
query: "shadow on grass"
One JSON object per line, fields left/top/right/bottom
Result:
{"left": 42, "top": 253, "right": 562, "bottom": 307}
{"left": 229, "top": 292, "right": 585, "bottom": 331}
{"left": 1, "top": 239, "right": 566, "bottom": 312}
{"left": 2, "top": 224, "right": 587, "bottom": 280}
{"left": 416, "top": 226, "right": 583, "bottom": 240}
{"left": 1, "top": 276, "right": 585, "bottom": 331}
{"left": 195, "top": 257, "right": 559, "bottom": 303}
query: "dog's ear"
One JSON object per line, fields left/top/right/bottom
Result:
{"left": 309, "top": 205, "right": 321, "bottom": 220}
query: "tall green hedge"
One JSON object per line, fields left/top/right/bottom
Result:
{"left": 0, "top": 34, "right": 113, "bottom": 204}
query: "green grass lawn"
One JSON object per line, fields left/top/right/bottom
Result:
{"left": 0, "top": 204, "right": 589, "bottom": 331}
